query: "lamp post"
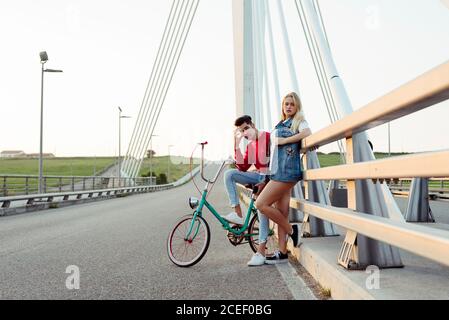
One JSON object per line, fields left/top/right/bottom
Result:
{"left": 39, "top": 51, "right": 63, "bottom": 194}
{"left": 118, "top": 107, "right": 131, "bottom": 185}
{"left": 149, "top": 134, "right": 159, "bottom": 185}
{"left": 167, "top": 145, "right": 174, "bottom": 183}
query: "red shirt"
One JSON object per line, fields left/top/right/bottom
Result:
{"left": 235, "top": 131, "right": 271, "bottom": 173}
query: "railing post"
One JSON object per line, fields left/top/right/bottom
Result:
{"left": 44, "top": 177, "right": 47, "bottom": 194}
{"left": 300, "top": 152, "right": 311, "bottom": 237}
{"left": 93, "top": 177, "right": 96, "bottom": 190}
{"left": 83, "top": 178, "right": 86, "bottom": 191}
{"left": 346, "top": 138, "right": 356, "bottom": 210}
{"left": 26, "top": 177, "right": 29, "bottom": 195}
{"left": 72, "top": 177, "right": 75, "bottom": 192}
{"left": 59, "top": 177, "right": 62, "bottom": 192}
{"left": 2, "top": 177, "right": 6, "bottom": 196}
{"left": 338, "top": 137, "right": 360, "bottom": 269}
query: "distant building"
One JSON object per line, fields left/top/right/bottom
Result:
{"left": 0, "top": 150, "right": 26, "bottom": 158}
{"left": 0, "top": 151, "right": 56, "bottom": 159}
{"left": 26, "top": 153, "right": 55, "bottom": 159}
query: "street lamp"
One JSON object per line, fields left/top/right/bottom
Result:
{"left": 149, "top": 134, "right": 159, "bottom": 185}
{"left": 167, "top": 145, "right": 174, "bottom": 183}
{"left": 39, "top": 51, "right": 63, "bottom": 194}
{"left": 118, "top": 107, "right": 131, "bottom": 185}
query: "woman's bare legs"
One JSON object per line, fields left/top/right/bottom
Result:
{"left": 274, "top": 191, "right": 291, "bottom": 254}
{"left": 255, "top": 180, "right": 296, "bottom": 236}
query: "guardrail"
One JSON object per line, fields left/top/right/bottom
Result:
{"left": 0, "top": 165, "right": 202, "bottom": 216}
{"left": 326, "top": 178, "right": 449, "bottom": 201}
{"left": 388, "top": 178, "right": 449, "bottom": 200}
{"left": 238, "top": 60, "right": 449, "bottom": 269}
{"left": 0, "top": 183, "right": 174, "bottom": 216}
{"left": 0, "top": 175, "right": 154, "bottom": 197}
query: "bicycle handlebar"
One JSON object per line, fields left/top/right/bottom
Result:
{"left": 198, "top": 142, "right": 227, "bottom": 184}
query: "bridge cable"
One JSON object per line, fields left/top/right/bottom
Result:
{"left": 295, "top": 0, "right": 346, "bottom": 161}
{"left": 123, "top": 0, "right": 183, "bottom": 175}
{"left": 126, "top": 0, "right": 189, "bottom": 177}
{"left": 125, "top": 0, "right": 198, "bottom": 178}
{"left": 313, "top": 0, "right": 345, "bottom": 154}
{"left": 128, "top": 0, "right": 193, "bottom": 177}
{"left": 130, "top": 0, "right": 198, "bottom": 178}
{"left": 265, "top": 0, "right": 281, "bottom": 121}
{"left": 131, "top": 0, "right": 200, "bottom": 178}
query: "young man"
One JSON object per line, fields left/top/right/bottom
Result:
{"left": 222, "top": 115, "right": 270, "bottom": 225}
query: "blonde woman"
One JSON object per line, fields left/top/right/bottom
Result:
{"left": 248, "top": 92, "right": 311, "bottom": 266}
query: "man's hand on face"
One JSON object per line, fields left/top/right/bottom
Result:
{"left": 234, "top": 128, "right": 244, "bottom": 147}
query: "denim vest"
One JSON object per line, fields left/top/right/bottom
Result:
{"left": 269, "top": 118, "right": 302, "bottom": 183}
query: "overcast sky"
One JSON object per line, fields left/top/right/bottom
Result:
{"left": 0, "top": 0, "right": 448, "bottom": 160}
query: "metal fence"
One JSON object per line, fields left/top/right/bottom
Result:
{"left": 0, "top": 175, "right": 156, "bottom": 197}
{"left": 388, "top": 178, "right": 449, "bottom": 200}
{"left": 0, "top": 165, "right": 202, "bottom": 216}
{"left": 0, "top": 183, "right": 173, "bottom": 216}
{"left": 327, "top": 178, "right": 449, "bottom": 201}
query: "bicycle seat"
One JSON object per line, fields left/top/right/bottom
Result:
{"left": 244, "top": 184, "right": 259, "bottom": 194}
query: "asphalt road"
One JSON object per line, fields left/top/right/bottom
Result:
{"left": 0, "top": 164, "right": 314, "bottom": 300}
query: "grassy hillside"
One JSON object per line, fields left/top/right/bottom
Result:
{"left": 139, "top": 156, "right": 200, "bottom": 183}
{"left": 0, "top": 157, "right": 116, "bottom": 176}
{"left": 0, "top": 156, "right": 199, "bottom": 184}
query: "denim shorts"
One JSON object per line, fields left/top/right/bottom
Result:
{"left": 269, "top": 119, "right": 303, "bottom": 183}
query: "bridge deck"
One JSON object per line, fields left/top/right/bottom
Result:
{"left": 0, "top": 164, "right": 316, "bottom": 300}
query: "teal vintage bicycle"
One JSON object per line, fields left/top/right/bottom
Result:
{"left": 167, "top": 142, "right": 275, "bottom": 267}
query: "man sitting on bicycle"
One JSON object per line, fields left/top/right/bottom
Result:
{"left": 222, "top": 115, "right": 270, "bottom": 225}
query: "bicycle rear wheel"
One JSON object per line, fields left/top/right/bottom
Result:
{"left": 248, "top": 212, "right": 276, "bottom": 254}
{"left": 167, "top": 214, "right": 210, "bottom": 267}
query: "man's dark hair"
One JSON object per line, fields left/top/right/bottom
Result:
{"left": 234, "top": 115, "right": 253, "bottom": 127}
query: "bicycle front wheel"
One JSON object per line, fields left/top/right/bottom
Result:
{"left": 167, "top": 214, "right": 210, "bottom": 267}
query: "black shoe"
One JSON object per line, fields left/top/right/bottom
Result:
{"left": 290, "top": 224, "right": 301, "bottom": 247}
{"left": 265, "top": 250, "right": 289, "bottom": 265}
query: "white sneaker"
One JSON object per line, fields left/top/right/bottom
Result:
{"left": 222, "top": 212, "right": 244, "bottom": 225}
{"left": 247, "top": 252, "right": 266, "bottom": 266}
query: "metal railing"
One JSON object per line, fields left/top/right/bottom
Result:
{"left": 324, "top": 178, "right": 449, "bottom": 201}
{"left": 0, "top": 165, "right": 202, "bottom": 216}
{"left": 0, "top": 183, "right": 174, "bottom": 216}
{"left": 238, "top": 60, "right": 449, "bottom": 268}
{"left": 0, "top": 175, "right": 155, "bottom": 197}
{"left": 388, "top": 178, "right": 449, "bottom": 200}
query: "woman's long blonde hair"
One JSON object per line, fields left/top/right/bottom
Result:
{"left": 280, "top": 92, "right": 305, "bottom": 133}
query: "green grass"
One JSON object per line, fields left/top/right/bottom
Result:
{"left": 139, "top": 156, "right": 200, "bottom": 183}
{"left": 0, "top": 157, "right": 117, "bottom": 196}
{"left": 0, "top": 157, "right": 116, "bottom": 176}
{"left": 0, "top": 156, "right": 199, "bottom": 183}
{"left": 316, "top": 152, "right": 410, "bottom": 168}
